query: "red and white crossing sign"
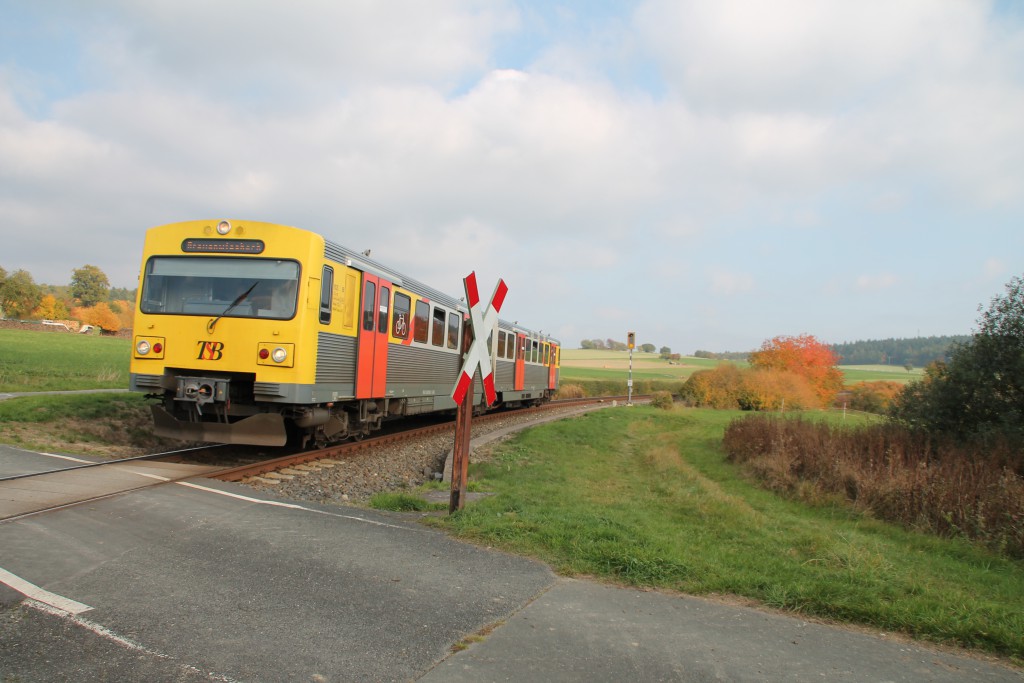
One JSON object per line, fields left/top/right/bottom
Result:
{"left": 451, "top": 271, "right": 508, "bottom": 407}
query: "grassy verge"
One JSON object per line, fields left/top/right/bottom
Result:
{"left": 433, "top": 406, "right": 1024, "bottom": 660}
{"left": 0, "top": 329, "right": 131, "bottom": 392}
{"left": 0, "top": 393, "right": 171, "bottom": 456}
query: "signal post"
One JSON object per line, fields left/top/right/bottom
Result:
{"left": 449, "top": 272, "right": 507, "bottom": 513}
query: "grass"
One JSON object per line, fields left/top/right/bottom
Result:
{"left": 369, "top": 492, "right": 447, "bottom": 512}
{"left": 433, "top": 406, "right": 1024, "bottom": 660}
{"left": 840, "top": 365, "right": 924, "bottom": 384}
{"left": 0, "top": 392, "right": 171, "bottom": 455}
{"left": 0, "top": 329, "right": 131, "bottom": 392}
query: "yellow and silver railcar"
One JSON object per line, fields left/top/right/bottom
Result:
{"left": 130, "top": 219, "right": 559, "bottom": 446}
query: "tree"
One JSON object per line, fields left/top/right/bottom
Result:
{"left": 640, "top": 343, "right": 656, "bottom": 353}
{"left": 111, "top": 299, "right": 135, "bottom": 329}
{"left": 890, "top": 275, "right": 1024, "bottom": 443}
{"left": 30, "top": 294, "right": 70, "bottom": 320}
{"left": 749, "top": 334, "right": 843, "bottom": 407}
{"left": 72, "top": 303, "right": 121, "bottom": 332}
{"left": 660, "top": 346, "right": 671, "bottom": 355}
{"left": 0, "top": 269, "right": 43, "bottom": 319}
{"left": 71, "top": 265, "right": 110, "bottom": 307}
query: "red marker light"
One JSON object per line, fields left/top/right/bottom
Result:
{"left": 153, "top": 343, "right": 163, "bottom": 354}
{"left": 259, "top": 348, "right": 270, "bottom": 360}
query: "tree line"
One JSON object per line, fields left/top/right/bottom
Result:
{"left": 0, "top": 264, "right": 136, "bottom": 332}
{"left": 580, "top": 338, "right": 664, "bottom": 354}
{"left": 829, "top": 336, "right": 968, "bottom": 367}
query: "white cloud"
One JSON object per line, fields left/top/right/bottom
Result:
{"left": 78, "top": 0, "right": 519, "bottom": 96}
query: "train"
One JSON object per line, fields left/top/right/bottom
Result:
{"left": 129, "top": 219, "right": 560, "bottom": 447}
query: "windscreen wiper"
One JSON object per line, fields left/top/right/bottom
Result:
{"left": 207, "top": 281, "right": 259, "bottom": 333}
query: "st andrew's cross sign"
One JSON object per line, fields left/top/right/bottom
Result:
{"left": 451, "top": 272, "right": 507, "bottom": 407}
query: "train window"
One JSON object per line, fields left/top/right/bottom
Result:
{"left": 447, "top": 312, "right": 460, "bottom": 351}
{"left": 378, "top": 286, "right": 390, "bottom": 333}
{"left": 140, "top": 256, "right": 299, "bottom": 320}
{"left": 362, "top": 282, "right": 376, "bottom": 331}
{"left": 531, "top": 340, "right": 539, "bottom": 363}
{"left": 497, "top": 331, "right": 506, "bottom": 358}
{"left": 431, "top": 307, "right": 445, "bottom": 347}
{"left": 509, "top": 337, "right": 516, "bottom": 360}
{"left": 543, "top": 343, "right": 549, "bottom": 365}
{"left": 319, "top": 266, "right": 333, "bottom": 324}
{"left": 393, "top": 293, "right": 411, "bottom": 339}
{"left": 414, "top": 300, "right": 429, "bottom": 344}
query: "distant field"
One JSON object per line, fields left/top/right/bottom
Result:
{"left": 559, "top": 350, "right": 721, "bottom": 382}
{"left": 839, "top": 365, "right": 924, "bottom": 384}
{"left": 560, "top": 349, "right": 922, "bottom": 385}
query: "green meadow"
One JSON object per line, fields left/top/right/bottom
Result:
{"left": 433, "top": 406, "right": 1024, "bottom": 661}
{"left": 0, "top": 328, "right": 131, "bottom": 392}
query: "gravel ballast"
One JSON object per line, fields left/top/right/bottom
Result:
{"left": 239, "top": 405, "right": 607, "bottom": 505}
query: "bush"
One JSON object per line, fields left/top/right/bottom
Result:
{"left": 556, "top": 383, "right": 587, "bottom": 399}
{"left": 680, "top": 364, "right": 744, "bottom": 408}
{"left": 723, "top": 414, "right": 1024, "bottom": 558}
{"left": 649, "top": 391, "right": 674, "bottom": 410}
{"left": 846, "top": 381, "right": 903, "bottom": 413}
{"left": 563, "top": 378, "right": 681, "bottom": 398}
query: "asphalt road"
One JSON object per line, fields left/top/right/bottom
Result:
{"left": 1, "top": 445, "right": 1020, "bottom": 682}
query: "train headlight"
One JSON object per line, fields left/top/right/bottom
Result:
{"left": 257, "top": 342, "right": 294, "bottom": 367}
{"left": 133, "top": 336, "right": 165, "bottom": 360}
{"left": 217, "top": 220, "right": 231, "bottom": 235}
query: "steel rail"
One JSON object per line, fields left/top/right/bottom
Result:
{"left": 0, "top": 443, "right": 231, "bottom": 483}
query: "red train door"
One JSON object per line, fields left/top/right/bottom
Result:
{"left": 548, "top": 344, "right": 559, "bottom": 390}
{"left": 356, "top": 274, "right": 391, "bottom": 398}
{"left": 514, "top": 333, "right": 526, "bottom": 391}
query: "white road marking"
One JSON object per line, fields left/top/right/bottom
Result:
{"left": 27, "top": 599, "right": 243, "bottom": 683}
{"left": 39, "top": 453, "right": 94, "bottom": 463}
{"left": 0, "top": 566, "right": 92, "bottom": 614}
{"left": 175, "top": 480, "right": 413, "bottom": 530}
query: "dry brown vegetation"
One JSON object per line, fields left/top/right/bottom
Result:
{"left": 722, "top": 414, "right": 1024, "bottom": 558}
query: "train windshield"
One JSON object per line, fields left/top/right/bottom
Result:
{"left": 140, "top": 257, "right": 300, "bottom": 320}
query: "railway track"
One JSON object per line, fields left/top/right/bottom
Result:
{"left": 212, "top": 396, "right": 632, "bottom": 483}
{"left": 0, "top": 396, "right": 636, "bottom": 521}
{"left": 0, "top": 445, "right": 233, "bottom": 522}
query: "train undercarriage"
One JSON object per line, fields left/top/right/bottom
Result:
{"left": 146, "top": 372, "right": 552, "bottom": 448}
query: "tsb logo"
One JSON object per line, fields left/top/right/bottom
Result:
{"left": 197, "top": 341, "right": 225, "bottom": 360}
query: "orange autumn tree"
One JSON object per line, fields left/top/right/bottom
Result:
{"left": 71, "top": 302, "right": 121, "bottom": 332}
{"left": 748, "top": 334, "right": 843, "bottom": 408}
{"left": 30, "top": 294, "right": 70, "bottom": 320}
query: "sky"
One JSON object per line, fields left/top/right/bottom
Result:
{"left": 1, "top": 0, "right": 1022, "bottom": 354}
